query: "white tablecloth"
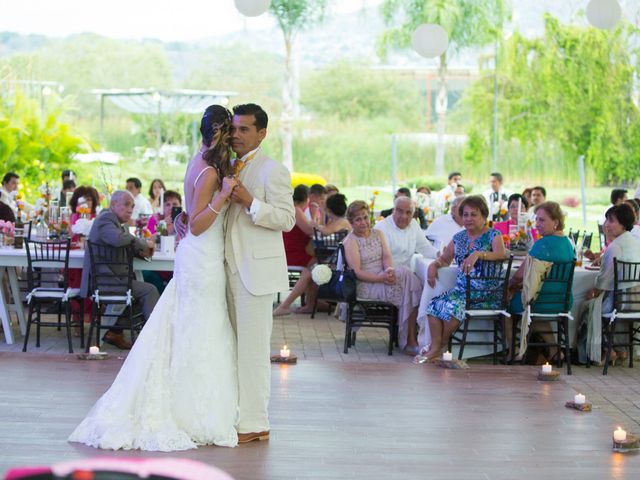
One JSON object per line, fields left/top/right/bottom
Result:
{"left": 413, "top": 257, "right": 598, "bottom": 358}
{"left": 0, "top": 246, "right": 175, "bottom": 345}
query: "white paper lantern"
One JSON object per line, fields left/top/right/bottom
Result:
{"left": 411, "top": 24, "right": 449, "bottom": 59}
{"left": 586, "top": 0, "right": 622, "bottom": 31}
{"left": 234, "top": 0, "right": 271, "bottom": 17}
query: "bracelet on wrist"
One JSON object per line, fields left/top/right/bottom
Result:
{"left": 207, "top": 203, "right": 220, "bottom": 215}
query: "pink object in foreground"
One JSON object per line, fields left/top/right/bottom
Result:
{"left": 5, "top": 458, "right": 234, "bottom": 480}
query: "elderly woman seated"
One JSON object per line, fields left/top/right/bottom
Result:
{"left": 343, "top": 200, "right": 422, "bottom": 354}
{"left": 422, "top": 196, "right": 507, "bottom": 360}
{"left": 507, "top": 202, "right": 574, "bottom": 361}
{"left": 581, "top": 203, "right": 640, "bottom": 364}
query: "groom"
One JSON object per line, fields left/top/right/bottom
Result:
{"left": 224, "top": 104, "right": 295, "bottom": 442}
{"left": 178, "top": 104, "right": 294, "bottom": 442}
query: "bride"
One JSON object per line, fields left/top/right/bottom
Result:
{"left": 68, "top": 105, "right": 240, "bottom": 450}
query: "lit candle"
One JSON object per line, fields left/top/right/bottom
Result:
{"left": 574, "top": 393, "right": 586, "bottom": 405}
{"left": 614, "top": 427, "right": 627, "bottom": 442}
{"left": 541, "top": 362, "right": 552, "bottom": 374}
{"left": 517, "top": 197, "right": 522, "bottom": 228}
{"left": 89, "top": 346, "right": 100, "bottom": 355}
{"left": 159, "top": 189, "right": 164, "bottom": 213}
{"left": 280, "top": 345, "right": 290, "bottom": 359}
{"left": 442, "top": 351, "right": 453, "bottom": 361}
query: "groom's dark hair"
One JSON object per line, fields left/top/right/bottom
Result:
{"left": 233, "top": 103, "right": 268, "bottom": 131}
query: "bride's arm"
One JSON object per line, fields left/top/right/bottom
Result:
{"left": 189, "top": 171, "right": 235, "bottom": 236}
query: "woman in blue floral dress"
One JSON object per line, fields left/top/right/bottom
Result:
{"left": 423, "top": 196, "right": 507, "bottom": 360}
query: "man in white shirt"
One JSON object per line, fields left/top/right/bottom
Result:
{"left": 374, "top": 196, "right": 438, "bottom": 273}
{"left": 599, "top": 188, "right": 628, "bottom": 225}
{"left": 425, "top": 195, "right": 465, "bottom": 250}
{"left": 126, "top": 177, "right": 153, "bottom": 224}
{"left": 435, "top": 171, "right": 462, "bottom": 208}
{"left": 0, "top": 172, "right": 19, "bottom": 216}
{"left": 483, "top": 172, "right": 511, "bottom": 222}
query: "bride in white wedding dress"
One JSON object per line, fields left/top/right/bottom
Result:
{"left": 68, "top": 105, "right": 239, "bottom": 451}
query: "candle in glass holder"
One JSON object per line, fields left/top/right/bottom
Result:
{"left": 574, "top": 393, "right": 586, "bottom": 405}
{"left": 541, "top": 362, "right": 552, "bottom": 374}
{"left": 280, "top": 345, "right": 290, "bottom": 359}
{"left": 614, "top": 427, "right": 627, "bottom": 442}
{"left": 89, "top": 346, "right": 100, "bottom": 355}
{"left": 442, "top": 351, "right": 453, "bottom": 361}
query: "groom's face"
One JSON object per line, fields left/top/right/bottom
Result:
{"left": 231, "top": 114, "right": 266, "bottom": 158}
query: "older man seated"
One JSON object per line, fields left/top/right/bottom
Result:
{"left": 80, "top": 190, "right": 160, "bottom": 349}
{"left": 424, "top": 195, "right": 465, "bottom": 250}
{"left": 374, "top": 196, "right": 438, "bottom": 276}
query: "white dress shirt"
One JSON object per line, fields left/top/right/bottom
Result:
{"left": 424, "top": 214, "right": 464, "bottom": 250}
{"left": 631, "top": 225, "right": 640, "bottom": 241}
{"left": 132, "top": 193, "right": 153, "bottom": 220}
{"left": 374, "top": 216, "right": 438, "bottom": 268}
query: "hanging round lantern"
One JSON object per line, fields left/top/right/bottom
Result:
{"left": 411, "top": 24, "right": 449, "bottom": 59}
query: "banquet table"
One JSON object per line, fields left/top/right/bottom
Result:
{"left": 413, "top": 256, "right": 598, "bottom": 359}
{"left": 0, "top": 246, "right": 175, "bottom": 345}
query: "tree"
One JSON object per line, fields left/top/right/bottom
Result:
{"left": 269, "top": 0, "right": 329, "bottom": 171}
{"left": 379, "top": 0, "right": 511, "bottom": 177}
{"left": 463, "top": 14, "right": 640, "bottom": 184}
{"left": 0, "top": 90, "right": 90, "bottom": 201}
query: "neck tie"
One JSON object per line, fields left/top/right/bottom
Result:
{"left": 233, "top": 151, "right": 257, "bottom": 178}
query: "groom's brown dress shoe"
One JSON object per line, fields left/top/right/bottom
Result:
{"left": 238, "top": 431, "right": 270, "bottom": 443}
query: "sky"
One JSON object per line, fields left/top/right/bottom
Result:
{"left": 0, "top": 0, "right": 382, "bottom": 42}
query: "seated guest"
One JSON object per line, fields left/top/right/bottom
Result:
{"left": 528, "top": 185, "right": 546, "bottom": 219}
{"left": 126, "top": 177, "right": 153, "bottom": 225}
{"left": 147, "top": 190, "right": 182, "bottom": 236}
{"left": 0, "top": 192, "right": 16, "bottom": 222}
{"left": 343, "top": 200, "right": 422, "bottom": 354}
{"left": 305, "top": 183, "right": 327, "bottom": 224}
{"left": 325, "top": 184, "right": 339, "bottom": 197}
{"left": 624, "top": 199, "right": 640, "bottom": 240}
{"left": 599, "top": 188, "right": 628, "bottom": 225}
{"left": 522, "top": 187, "right": 533, "bottom": 206}
{"left": 436, "top": 172, "right": 462, "bottom": 208}
{"left": 273, "top": 185, "right": 316, "bottom": 317}
{"left": 380, "top": 187, "right": 428, "bottom": 229}
{"left": 277, "top": 193, "right": 352, "bottom": 317}
{"left": 80, "top": 190, "right": 160, "bottom": 349}
{"left": 483, "top": 172, "right": 511, "bottom": 222}
{"left": 144, "top": 190, "right": 182, "bottom": 294}
{"left": 582, "top": 204, "right": 640, "bottom": 363}
{"left": 507, "top": 202, "right": 574, "bottom": 361}
{"left": 148, "top": 178, "right": 166, "bottom": 215}
{"left": 0, "top": 172, "right": 19, "bottom": 216}
{"left": 314, "top": 193, "right": 351, "bottom": 235}
{"left": 374, "top": 196, "right": 438, "bottom": 271}
{"left": 59, "top": 179, "right": 76, "bottom": 207}
{"left": 422, "top": 196, "right": 507, "bottom": 360}
{"left": 424, "top": 195, "right": 465, "bottom": 249}
{"left": 493, "top": 193, "right": 537, "bottom": 239}
{"left": 69, "top": 187, "right": 100, "bottom": 224}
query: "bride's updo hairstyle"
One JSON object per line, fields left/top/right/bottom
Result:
{"left": 200, "top": 105, "right": 232, "bottom": 179}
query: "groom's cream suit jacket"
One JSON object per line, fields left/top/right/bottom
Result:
{"left": 225, "top": 150, "right": 295, "bottom": 296}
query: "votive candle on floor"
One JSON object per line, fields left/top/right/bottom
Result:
{"left": 89, "top": 346, "right": 100, "bottom": 355}
{"left": 614, "top": 427, "right": 627, "bottom": 442}
{"left": 541, "top": 362, "right": 552, "bottom": 374}
{"left": 280, "top": 345, "right": 290, "bottom": 359}
{"left": 574, "top": 393, "right": 586, "bottom": 405}
{"left": 442, "top": 351, "right": 453, "bottom": 361}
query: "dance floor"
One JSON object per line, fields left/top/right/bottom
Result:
{"left": 2, "top": 352, "right": 639, "bottom": 480}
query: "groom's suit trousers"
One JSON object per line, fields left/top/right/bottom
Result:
{"left": 226, "top": 268, "right": 273, "bottom": 433}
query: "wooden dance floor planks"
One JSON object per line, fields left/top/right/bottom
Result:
{"left": 1, "top": 352, "right": 639, "bottom": 480}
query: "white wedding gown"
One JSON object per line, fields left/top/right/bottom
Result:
{"left": 68, "top": 201, "right": 238, "bottom": 450}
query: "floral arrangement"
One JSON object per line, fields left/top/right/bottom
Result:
{"left": 157, "top": 220, "right": 168, "bottom": 236}
{"left": 71, "top": 218, "right": 94, "bottom": 236}
{"left": 142, "top": 228, "right": 152, "bottom": 239}
{"left": 509, "top": 228, "right": 529, "bottom": 251}
{"left": 501, "top": 233, "right": 510, "bottom": 249}
{"left": 0, "top": 220, "right": 15, "bottom": 235}
{"left": 311, "top": 264, "right": 333, "bottom": 286}
{"left": 369, "top": 190, "right": 379, "bottom": 225}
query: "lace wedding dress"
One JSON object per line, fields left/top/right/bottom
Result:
{"left": 68, "top": 195, "right": 238, "bottom": 450}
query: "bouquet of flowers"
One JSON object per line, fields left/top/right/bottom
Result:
{"left": 0, "top": 220, "right": 15, "bottom": 235}
{"left": 311, "top": 264, "right": 333, "bottom": 286}
{"left": 509, "top": 228, "right": 529, "bottom": 251}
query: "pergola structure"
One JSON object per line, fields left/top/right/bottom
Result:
{"left": 91, "top": 88, "right": 237, "bottom": 156}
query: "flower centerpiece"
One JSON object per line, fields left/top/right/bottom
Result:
{"left": 0, "top": 220, "right": 15, "bottom": 246}
{"left": 71, "top": 217, "right": 94, "bottom": 248}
